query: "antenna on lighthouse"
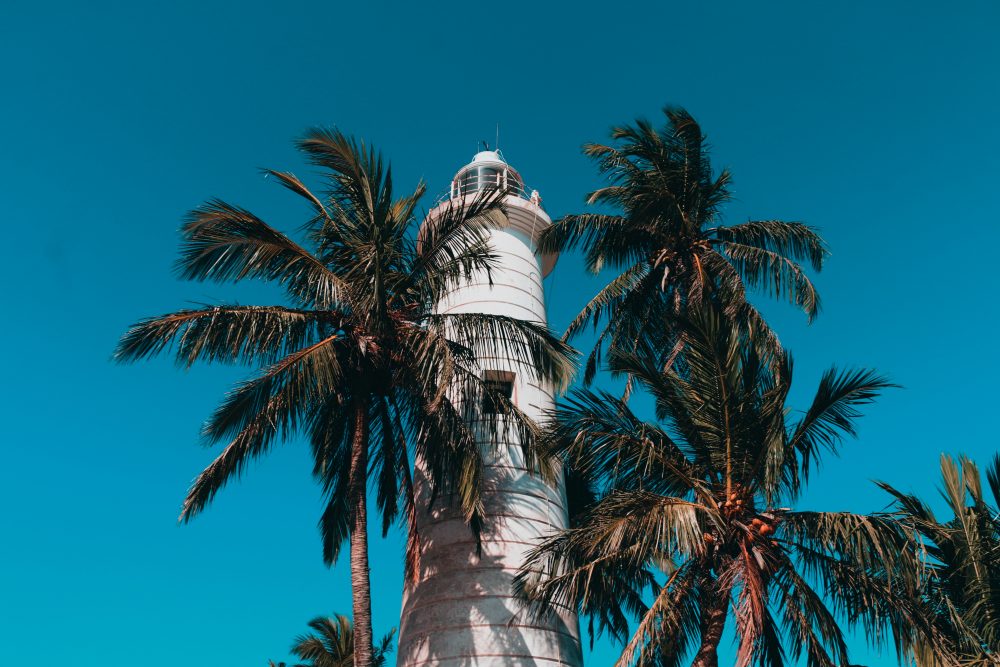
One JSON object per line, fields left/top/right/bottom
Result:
{"left": 496, "top": 122, "right": 500, "bottom": 152}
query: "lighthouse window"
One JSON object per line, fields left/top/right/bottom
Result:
{"left": 454, "top": 164, "right": 526, "bottom": 198}
{"left": 458, "top": 166, "right": 499, "bottom": 195}
{"left": 482, "top": 374, "right": 514, "bottom": 414}
{"left": 479, "top": 167, "right": 499, "bottom": 185}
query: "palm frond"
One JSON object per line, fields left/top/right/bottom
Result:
{"left": 614, "top": 562, "right": 700, "bottom": 667}
{"left": 177, "top": 200, "right": 347, "bottom": 308}
{"left": 264, "top": 169, "right": 334, "bottom": 226}
{"left": 538, "top": 213, "right": 631, "bottom": 254}
{"left": 410, "top": 185, "right": 506, "bottom": 302}
{"left": 373, "top": 628, "right": 396, "bottom": 667}
{"left": 426, "top": 312, "right": 577, "bottom": 391}
{"left": 986, "top": 454, "right": 1000, "bottom": 509}
{"left": 717, "top": 241, "right": 822, "bottom": 320}
{"left": 179, "top": 334, "right": 343, "bottom": 521}
{"left": 514, "top": 530, "right": 657, "bottom": 649}
{"left": 771, "top": 556, "right": 850, "bottom": 667}
{"left": 304, "top": 386, "right": 354, "bottom": 567}
{"left": 545, "top": 387, "right": 704, "bottom": 500}
{"left": 711, "top": 220, "right": 828, "bottom": 271}
{"left": 562, "top": 262, "right": 654, "bottom": 342}
{"left": 114, "top": 305, "right": 331, "bottom": 367}
{"left": 297, "top": 128, "right": 383, "bottom": 230}
{"left": 786, "top": 369, "right": 897, "bottom": 493}
{"left": 783, "top": 511, "right": 916, "bottom": 577}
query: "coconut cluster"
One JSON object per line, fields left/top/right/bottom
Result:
{"left": 702, "top": 490, "right": 782, "bottom": 549}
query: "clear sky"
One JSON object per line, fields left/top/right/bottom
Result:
{"left": 2, "top": 1, "right": 998, "bottom": 665}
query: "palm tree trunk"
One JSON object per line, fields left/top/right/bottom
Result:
{"left": 349, "top": 402, "right": 374, "bottom": 667}
{"left": 691, "top": 575, "right": 729, "bottom": 667}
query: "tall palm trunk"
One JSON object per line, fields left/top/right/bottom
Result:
{"left": 349, "top": 401, "right": 374, "bottom": 667}
{"left": 691, "top": 574, "right": 730, "bottom": 667}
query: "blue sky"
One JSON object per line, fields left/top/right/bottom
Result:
{"left": 1, "top": 1, "right": 998, "bottom": 665}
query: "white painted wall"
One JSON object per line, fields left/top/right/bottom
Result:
{"left": 397, "top": 166, "right": 583, "bottom": 667}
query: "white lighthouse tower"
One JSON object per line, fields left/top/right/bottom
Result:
{"left": 396, "top": 151, "right": 583, "bottom": 667}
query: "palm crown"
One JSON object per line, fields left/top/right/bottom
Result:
{"left": 538, "top": 107, "right": 829, "bottom": 382}
{"left": 514, "top": 306, "right": 928, "bottom": 667}
{"left": 282, "top": 614, "right": 395, "bottom": 667}
{"left": 115, "top": 130, "right": 575, "bottom": 665}
{"left": 878, "top": 455, "right": 1000, "bottom": 666}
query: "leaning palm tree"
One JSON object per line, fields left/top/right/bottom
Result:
{"left": 515, "top": 306, "right": 934, "bottom": 667}
{"left": 115, "top": 130, "right": 575, "bottom": 666}
{"left": 288, "top": 614, "right": 395, "bottom": 667}
{"left": 538, "top": 107, "right": 828, "bottom": 383}
{"left": 878, "top": 455, "right": 1000, "bottom": 666}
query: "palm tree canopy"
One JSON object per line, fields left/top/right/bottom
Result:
{"left": 538, "top": 107, "right": 829, "bottom": 383}
{"left": 877, "top": 455, "right": 1000, "bottom": 666}
{"left": 114, "top": 129, "right": 576, "bottom": 563}
{"left": 289, "top": 614, "right": 395, "bottom": 667}
{"left": 514, "top": 306, "right": 927, "bottom": 667}
{"left": 266, "top": 614, "right": 394, "bottom": 667}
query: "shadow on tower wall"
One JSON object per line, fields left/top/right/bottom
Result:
{"left": 396, "top": 463, "right": 582, "bottom": 667}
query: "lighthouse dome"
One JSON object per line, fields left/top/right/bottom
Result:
{"left": 450, "top": 150, "right": 527, "bottom": 199}
{"left": 427, "top": 148, "right": 555, "bottom": 276}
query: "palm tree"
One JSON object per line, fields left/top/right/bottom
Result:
{"left": 288, "top": 614, "right": 395, "bottom": 667}
{"left": 115, "top": 130, "right": 575, "bottom": 666}
{"left": 514, "top": 306, "right": 932, "bottom": 667}
{"left": 877, "top": 455, "right": 1000, "bottom": 666}
{"left": 538, "top": 107, "right": 828, "bottom": 383}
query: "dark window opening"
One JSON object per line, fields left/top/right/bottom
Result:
{"left": 482, "top": 378, "right": 514, "bottom": 414}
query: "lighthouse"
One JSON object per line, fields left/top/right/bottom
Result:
{"left": 396, "top": 151, "right": 583, "bottom": 667}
